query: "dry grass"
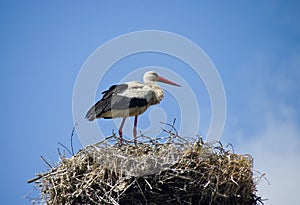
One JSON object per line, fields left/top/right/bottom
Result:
{"left": 28, "top": 134, "right": 263, "bottom": 205}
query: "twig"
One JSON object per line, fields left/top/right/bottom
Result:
{"left": 57, "top": 148, "right": 66, "bottom": 161}
{"left": 40, "top": 156, "right": 53, "bottom": 169}
{"left": 160, "top": 118, "right": 179, "bottom": 136}
{"left": 27, "top": 168, "right": 63, "bottom": 184}
{"left": 226, "top": 143, "right": 235, "bottom": 154}
{"left": 70, "top": 124, "right": 78, "bottom": 156}
{"left": 144, "top": 178, "right": 152, "bottom": 190}
{"left": 57, "top": 142, "right": 73, "bottom": 156}
{"left": 27, "top": 174, "right": 44, "bottom": 184}
{"left": 134, "top": 178, "right": 147, "bottom": 204}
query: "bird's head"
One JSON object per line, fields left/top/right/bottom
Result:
{"left": 143, "top": 71, "right": 181, "bottom": 87}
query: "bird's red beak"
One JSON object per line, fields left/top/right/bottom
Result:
{"left": 158, "top": 76, "right": 181, "bottom": 87}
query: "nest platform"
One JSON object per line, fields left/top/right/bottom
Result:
{"left": 28, "top": 135, "right": 262, "bottom": 205}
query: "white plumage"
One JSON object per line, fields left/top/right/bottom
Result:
{"left": 118, "top": 81, "right": 156, "bottom": 102}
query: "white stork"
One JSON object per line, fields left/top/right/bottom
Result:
{"left": 85, "top": 71, "right": 181, "bottom": 144}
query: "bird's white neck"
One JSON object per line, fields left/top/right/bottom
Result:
{"left": 147, "top": 82, "right": 164, "bottom": 104}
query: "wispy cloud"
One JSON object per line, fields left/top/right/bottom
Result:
{"left": 236, "top": 107, "right": 300, "bottom": 204}
{"left": 226, "top": 51, "right": 300, "bottom": 204}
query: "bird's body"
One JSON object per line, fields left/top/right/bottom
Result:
{"left": 86, "top": 81, "right": 163, "bottom": 120}
{"left": 86, "top": 71, "right": 180, "bottom": 144}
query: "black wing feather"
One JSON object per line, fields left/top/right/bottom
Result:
{"left": 85, "top": 84, "right": 148, "bottom": 120}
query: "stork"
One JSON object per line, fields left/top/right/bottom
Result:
{"left": 85, "top": 71, "right": 181, "bottom": 144}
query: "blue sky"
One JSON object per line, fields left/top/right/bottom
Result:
{"left": 1, "top": 1, "right": 300, "bottom": 204}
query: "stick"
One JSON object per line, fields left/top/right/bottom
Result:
{"left": 40, "top": 156, "right": 53, "bottom": 169}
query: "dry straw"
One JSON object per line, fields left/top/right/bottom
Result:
{"left": 28, "top": 133, "right": 263, "bottom": 205}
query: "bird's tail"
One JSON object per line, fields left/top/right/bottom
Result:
{"left": 85, "top": 106, "right": 97, "bottom": 121}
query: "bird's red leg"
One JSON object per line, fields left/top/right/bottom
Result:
{"left": 118, "top": 117, "right": 126, "bottom": 144}
{"left": 133, "top": 115, "right": 138, "bottom": 145}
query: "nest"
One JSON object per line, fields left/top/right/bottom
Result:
{"left": 28, "top": 135, "right": 262, "bottom": 205}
